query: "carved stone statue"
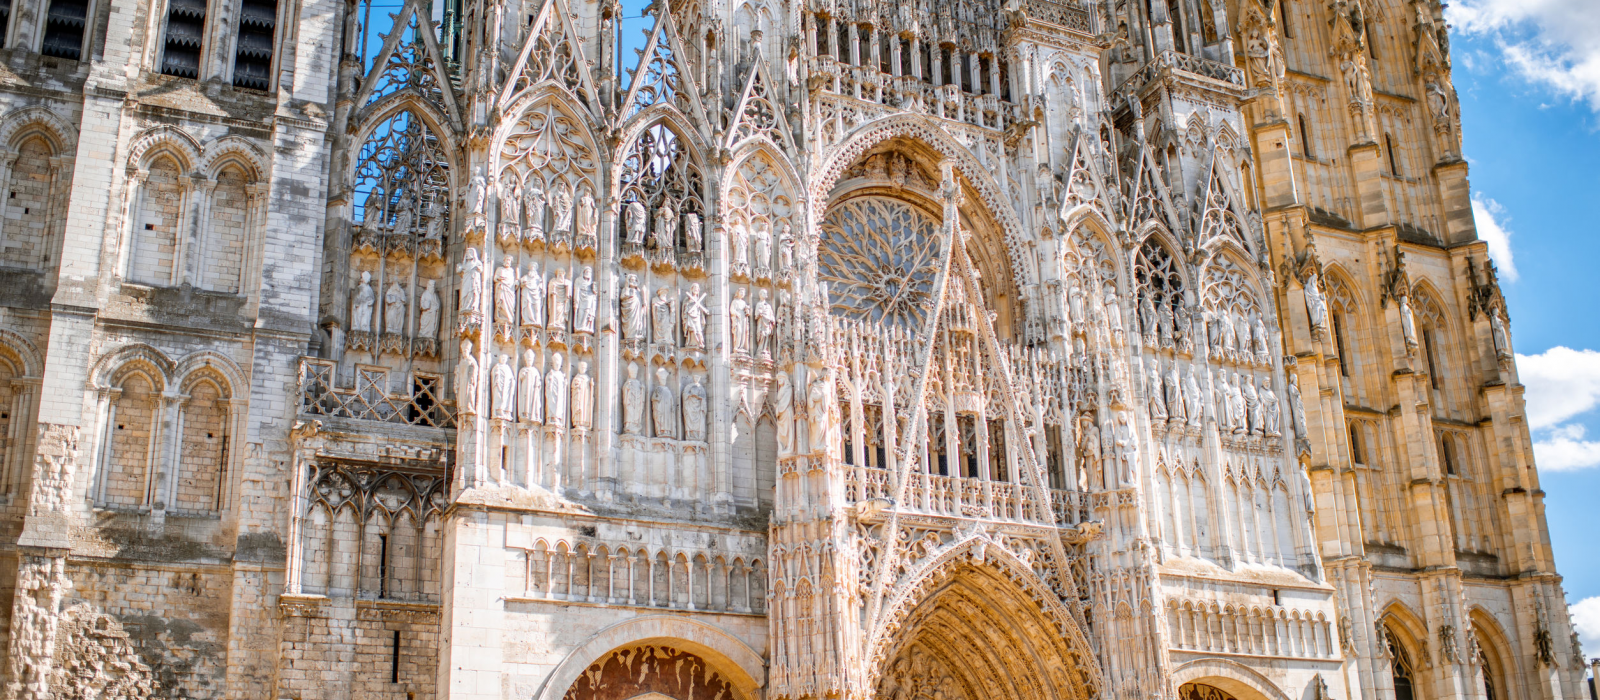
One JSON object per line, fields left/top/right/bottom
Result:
{"left": 519, "top": 263, "right": 544, "bottom": 327}
{"left": 384, "top": 281, "right": 406, "bottom": 335}
{"left": 807, "top": 375, "right": 830, "bottom": 454}
{"left": 1164, "top": 365, "right": 1183, "bottom": 423}
{"left": 1214, "top": 368, "right": 1235, "bottom": 431}
{"left": 550, "top": 181, "right": 574, "bottom": 234}
{"left": 684, "top": 211, "right": 703, "bottom": 251}
{"left": 1398, "top": 294, "right": 1419, "bottom": 349}
{"left": 1491, "top": 310, "right": 1511, "bottom": 358}
{"left": 1157, "top": 297, "right": 1175, "bottom": 346}
{"left": 1113, "top": 411, "right": 1138, "bottom": 487}
{"left": 622, "top": 362, "right": 645, "bottom": 434}
{"left": 1075, "top": 415, "right": 1100, "bottom": 492}
{"left": 620, "top": 274, "right": 645, "bottom": 341}
{"left": 755, "top": 288, "right": 776, "bottom": 357}
{"left": 1288, "top": 373, "right": 1308, "bottom": 440}
{"left": 491, "top": 354, "right": 516, "bottom": 420}
{"left": 518, "top": 350, "right": 542, "bottom": 423}
{"left": 469, "top": 173, "right": 487, "bottom": 217}
{"left": 546, "top": 267, "right": 571, "bottom": 331}
{"left": 575, "top": 187, "right": 596, "bottom": 240}
{"left": 494, "top": 255, "right": 518, "bottom": 325}
{"left": 653, "top": 201, "right": 676, "bottom": 249}
{"left": 651, "top": 368, "right": 675, "bottom": 438}
{"left": 1251, "top": 313, "right": 1270, "bottom": 358}
{"left": 625, "top": 200, "right": 647, "bottom": 245}
{"left": 351, "top": 271, "right": 376, "bottom": 333}
{"left": 570, "top": 361, "right": 592, "bottom": 430}
{"left": 545, "top": 353, "right": 568, "bottom": 429}
{"left": 423, "top": 212, "right": 443, "bottom": 241}
{"left": 1104, "top": 286, "right": 1124, "bottom": 345}
{"left": 1304, "top": 271, "right": 1329, "bottom": 332}
{"left": 457, "top": 339, "right": 480, "bottom": 414}
{"left": 774, "top": 372, "right": 795, "bottom": 455}
{"left": 732, "top": 221, "right": 751, "bottom": 269}
{"left": 730, "top": 287, "right": 751, "bottom": 354}
{"left": 523, "top": 183, "right": 546, "bottom": 239}
{"left": 1243, "top": 376, "right": 1262, "bottom": 435}
{"left": 777, "top": 222, "right": 794, "bottom": 273}
{"left": 683, "top": 283, "right": 708, "bottom": 349}
{"left": 682, "top": 376, "right": 707, "bottom": 441}
{"left": 1230, "top": 373, "right": 1247, "bottom": 435}
{"left": 1184, "top": 368, "right": 1202, "bottom": 427}
{"left": 651, "top": 288, "right": 675, "bottom": 344}
{"left": 499, "top": 180, "right": 521, "bottom": 231}
{"left": 573, "top": 266, "right": 597, "bottom": 333}
{"left": 418, "top": 280, "right": 440, "bottom": 339}
{"left": 1068, "top": 283, "right": 1086, "bottom": 326}
{"left": 1261, "top": 378, "right": 1281, "bottom": 437}
{"left": 753, "top": 222, "right": 772, "bottom": 271}
{"left": 392, "top": 201, "right": 413, "bottom": 236}
{"left": 458, "top": 248, "right": 484, "bottom": 315}
{"left": 1139, "top": 295, "right": 1158, "bottom": 341}
{"left": 1146, "top": 364, "right": 1166, "bottom": 422}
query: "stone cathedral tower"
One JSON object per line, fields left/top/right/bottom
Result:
{"left": 0, "top": 0, "right": 1583, "bottom": 694}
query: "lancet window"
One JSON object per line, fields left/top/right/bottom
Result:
{"left": 618, "top": 124, "right": 703, "bottom": 256}
{"left": 346, "top": 109, "right": 452, "bottom": 361}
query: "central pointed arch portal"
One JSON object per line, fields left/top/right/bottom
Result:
{"left": 811, "top": 114, "right": 1104, "bottom": 700}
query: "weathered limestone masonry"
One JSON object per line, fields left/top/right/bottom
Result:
{"left": 0, "top": 0, "right": 1583, "bottom": 696}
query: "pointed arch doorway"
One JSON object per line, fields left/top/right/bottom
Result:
{"left": 872, "top": 551, "right": 1100, "bottom": 700}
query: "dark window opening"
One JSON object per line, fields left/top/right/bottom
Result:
{"left": 390, "top": 630, "right": 402, "bottom": 683}
{"left": 843, "top": 440, "right": 854, "bottom": 465}
{"left": 1440, "top": 435, "right": 1457, "bottom": 475}
{"left": 0, "top": 0, "right": 13, "bottom": 48}
{"left": 1298, "top": 114, "right": 1313, "bottom": 158}
{"left": 1332, "top": 312, "right": 1349, "bottom": 377}
{"left": 1348, "top": 423, "right": 1364, "bottom": 464}
{"left": 41, "top": 0, "right": 88, "bottom": 60}
{"left": 836, "top": 23, "right": 849, "bottom": 64}
{"left": 233, "top": 0, "right": 278, "bottom": 89}
{"left": 1367, "top": 23, "right": 1378, "bottom": 61}
{"left": 377, "top": 533, "right": 389, "bottom": 598}
{"left": 1423, "top": 330, "right": 1441, "bottom": 390}
{"left": 160, "top": 0, "right": 205, "bottom": 77}
{"left": 1279, "top": 0, "right": 1293, "bottom": 38}
{"left": 879, "top": 30, "right": 891, "bottom": 73}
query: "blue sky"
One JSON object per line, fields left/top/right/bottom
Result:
{"left": 1446, "top": 0, "right": 1600, "bottom": 660}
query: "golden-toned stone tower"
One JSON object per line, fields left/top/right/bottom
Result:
{"left": 0, "top": 0, "right": 1580, "bottom": 696}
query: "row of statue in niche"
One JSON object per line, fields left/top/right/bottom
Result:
{"left": 1059, "top": 283, "right": 1274, "bottom": 367}
{"left": 1141, "top": 360, "right": 1302, "bottom": 441}
{"left": 454, "top": 337, "right": 710, "bottom": 442}
{"left": 348, "top": 270, "right": 444, "bottom": 356}
{"left": 459, "top": 249, "right": 598, "bottom": 336}
{"left": 476, "top": 175, "right": 598, "bottom": 251}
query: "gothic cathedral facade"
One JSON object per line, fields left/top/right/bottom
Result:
{"left": 0, "top": 0, "right": 1582, "bottom": 696}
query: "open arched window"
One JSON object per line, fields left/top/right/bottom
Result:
{"left": 1386, "top": 623, "right": 1423, "bottom": 700}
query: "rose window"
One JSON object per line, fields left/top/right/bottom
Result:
{"left": 819, "top": 197, "right": 943, "bottom": 329}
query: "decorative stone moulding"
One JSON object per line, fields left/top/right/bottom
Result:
{"left": 353, "top": 225, "right": 379, "bottom": 253}
{"left": 417, "top": 238, "right": 443, "bottom": 262}
{"left": 346, "top": 330, "right": 375, "bottom": 352}
{"left": 379, "top": 332, "right": 407, "bottom": 356}
{"left": 414, "top": 337, "right": 438, "bottom": 359}
{"left": 680, "top": 251, "right": 705, "bottom": 276}
{"left": 457, "top": 311, "right": 484, "bottom": 340}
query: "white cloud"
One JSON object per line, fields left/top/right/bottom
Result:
{"left": 1448, "top": 0, "right": 1600, "bottom": 112}
{"left": 1533, "top": 424, "right": 1600, "bottom": 472}
{"left": 1471, "top": 194, "right": 1518, "bottom": 281}
{"left": 1516, "top": 347, "right": 1600, "bottom": 429}
{"left": 1573, "top": 597, "right": 1600, "bottom": 660}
